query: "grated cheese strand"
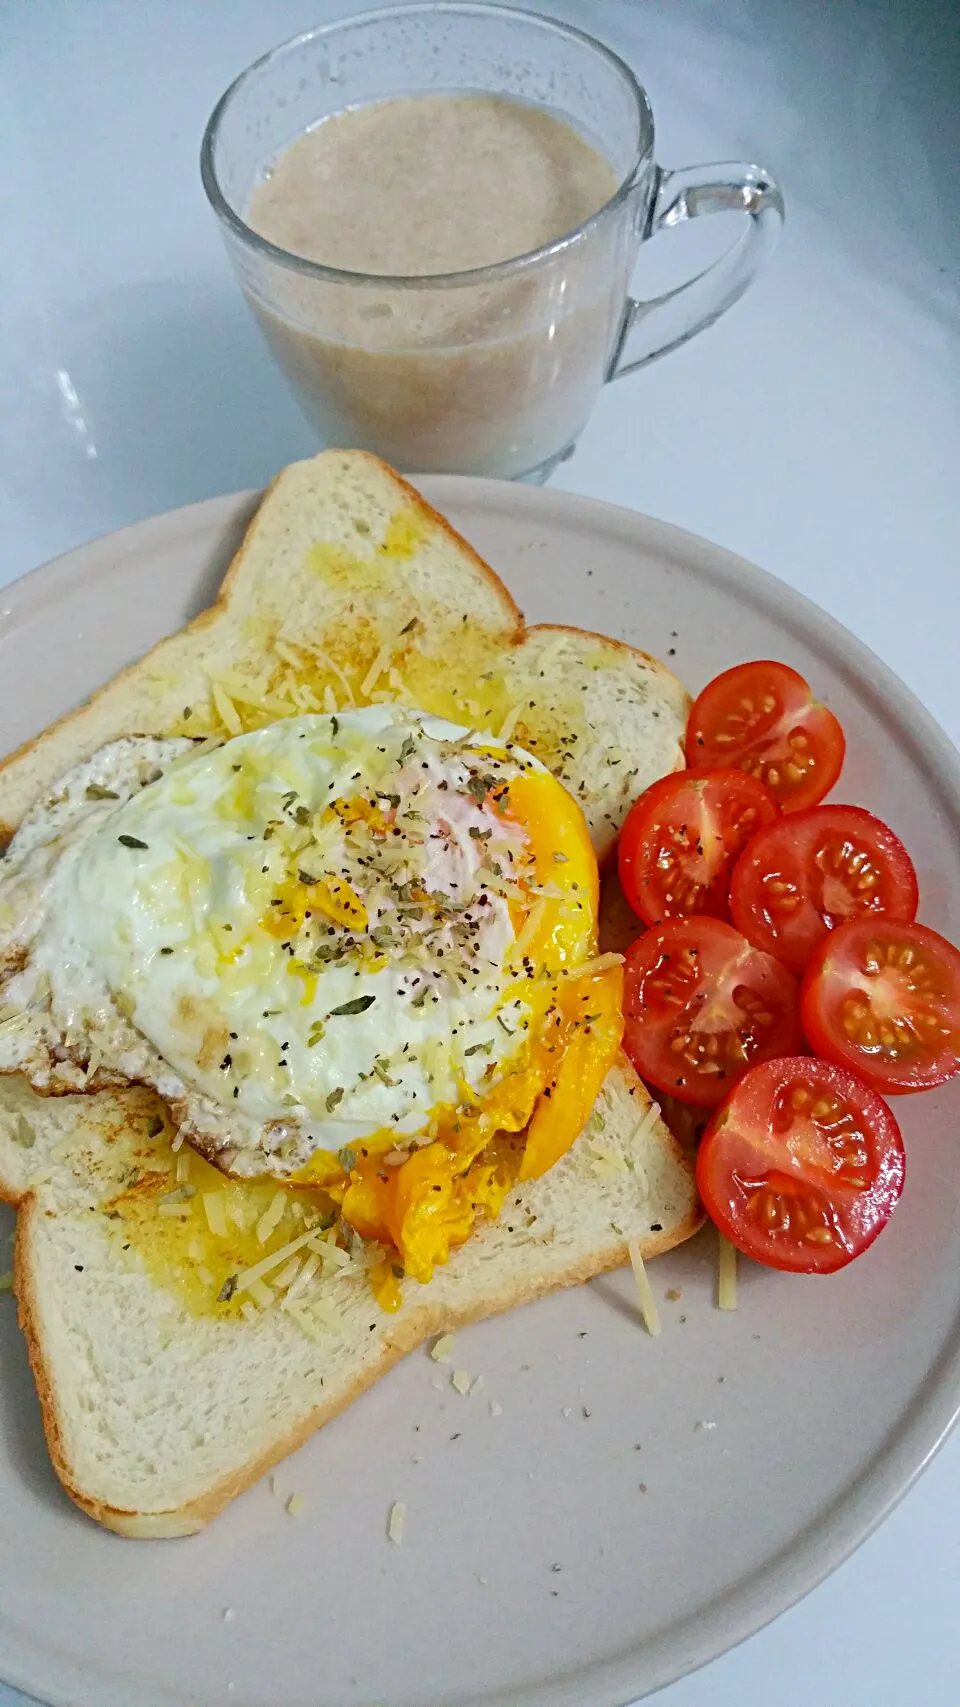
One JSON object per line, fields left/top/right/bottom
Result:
{"left": 510, "top": 899, "right": 548, "bottom": 967}
{"left": 284, "top": 1300, "right": 324, "bottom": 1342}
{"left": 235, "top": 1226, "right": 320, "bottom": 1294}
{"left": 497, "top": 702, "right": 525, "bottom": 745}
{"left": 313, "top": 647, "right": 356, "bottom": 706}
{"left": 281, "top": 1252, "right": 320, "bottom": 1307}
{"left": 211, "top": 681, "right": 242, "bottom": 735}
{"left": 388, "top": 1502, "right": 406, "bottom": 1544}
{"left": 717, "top": 1234, "right": 738, "bottom": 1311}
{"left": 628, "top": 1240, "right": 662, "bottom": 1337}
{"left": 359, "top": 641, "right": 391, "bottom": 698}
{"left": 256, "top": 1189, "right": 287, "bottom": 1246}
{"left": 561, "top": 951, "right": 625, "bottom": 983}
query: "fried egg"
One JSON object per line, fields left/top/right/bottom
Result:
{"left": 0, "top": 708, "right": 623, "bottom": 1283}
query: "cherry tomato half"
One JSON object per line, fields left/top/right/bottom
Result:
{"left": 801, "top": 917, "right": 960, "bottom": 1093}
{"left": 696, "top": 1056, "right": 905, "bottom": 1273}
{"left": 730, "top": 804, "right": 919, "bottom": 973}
{"left": 686, "top": 660, "right": 845, "bottom": 811}
{"left": 618, "top": 768, "right": 779, "bottom": 927}
{"left": 622, "top": 918, "right": 802, "bottom": 1108}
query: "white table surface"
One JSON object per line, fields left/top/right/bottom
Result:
{"left": 2, "top": 1, "right": 959, "bottom": 1702}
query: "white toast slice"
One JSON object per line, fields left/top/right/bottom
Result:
{"left": 2, "top": 1064, "right": 697, "bottom": 1536}
{"left": 0, "top": 450, "right": 699, "bottom": 1532}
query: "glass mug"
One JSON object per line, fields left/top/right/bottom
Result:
{"left": 201, "top": 2, "right": 783, "bottom": 483}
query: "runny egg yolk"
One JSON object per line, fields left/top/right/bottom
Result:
{"left": 297, "top": 766, "right": 624, "bottom": 1301}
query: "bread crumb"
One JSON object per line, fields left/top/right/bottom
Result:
{"left": 388, "top": 1501, "right": 406, "bottom": 1543}
{"left": 561, "top": 1406, "right": 572, "bottom": 1418}
{"left": 286, "top": 1493, "right": 305, "bottom": 1516}
{"left": 489, "top": 1400, "right": 503, "bottom": 1418}
{"left": 451, "top": 1369, "right": 471, "bottom": 1395}
{"left": 430, "top": 1333, "right": 455, "bottom": 1362}
{"left": 222, "top": 1608, "right": 235, "bottom": 1623}
{"left": 665, "top": 1287, "right": 682, "bottom": 1301}
{"left": 695, "top": 1420, "right": 717, "bottom": 1432}
{"left": 478, "top": 1574, "right": 489, "bottom": 1585}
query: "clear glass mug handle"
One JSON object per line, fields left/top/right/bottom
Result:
{"left": 609, "top": 162, "right": 784, "bottom": 376}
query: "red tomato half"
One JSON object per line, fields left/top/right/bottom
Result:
{"left": 696, "top": 1056, "right": 905, "bottom": 1273}
{"left": 730, "top": 804, "right": 919, "bottom": 972}
{"left": 622, "top": 918, "right": 802, "bottom": 1108}
{"left": 686, "top": 660, "right": 845, "bottom": 811}
{"left": 618, "top": 768, "right": 779, "bottom": 926}
{"left": 801, "top": 917, "right": 960, "bottom": 1093}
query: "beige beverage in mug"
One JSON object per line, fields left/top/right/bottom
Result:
{"left": 202, "top": 5, "right": 783, "bottom": 481}
{"left": 245, "top": 94, "right": 624, "bottom": 478}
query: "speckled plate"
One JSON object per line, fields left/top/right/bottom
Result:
{"left": 1, "top": 479, "right": 959, "bottom": 1707}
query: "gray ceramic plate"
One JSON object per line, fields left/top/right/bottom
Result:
{"left": 1, "top": 479, "right": 959, "bottom": 1707}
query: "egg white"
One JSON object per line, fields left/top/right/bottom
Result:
{"left": 0, "top": 709, "right": 552, "bottom": 1176}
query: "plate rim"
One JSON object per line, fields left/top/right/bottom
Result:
{"left": 1, "top": 474, "right": 959, "bottom": 1707}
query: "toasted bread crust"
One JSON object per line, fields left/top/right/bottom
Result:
{"left": 0, "top": 453, "right": 527, "bottom": 839}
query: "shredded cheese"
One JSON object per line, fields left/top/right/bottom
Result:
{"left": 235, "top": 1226, "right": 320, "bottom": 1293}
{"left": 312, "top": 1296, "right": 346, "bottom": 1332}
{"left": 628, "top": 1240, "right": 662, "bottom": 1337}
{"left": 717, "top": 1234, "right": 738, "bottom": 1311}
{"left": 272, "top": 639, "right": 304, "bottom": 670}
{"left": 272, "top": 1255, "right": 304, "bottom": 1292}
{"left": 202, "top": 1191, "right": 229, "bottom": 1238}
{"left": 240, "top": 1301, "right": 260, "bottom": 1326}
{"left": 0, "top": 1272, "right": 13, "bottom": 1292}
{"left": 510, "top": 899, "right": 548, "bottom": 966}
{"left": 284, "top": 1300, "right": 324, "bottom": 1342}
{"left": 430, "top": 1333, "right": 456, "bottom": 1363}
{"left": 360, "top": 642, "right": 392, "bottom": 698}
{"left": 387, "top": 1501, "right": 406, "bottom": 1544}
{"left": 451, "top": 1369, "right": 472, "bottom": 1395}
{"left": 497, "top": 702, "right": 525, "bottom": 744}
{"left": 256, "top": 1190, "right": 287, "bottom": 1246}
{"left": 561, "top": 951, "right": 625, "bottom": 983}
{"left": 313, "top": 647, "right": 356, "bottom": 706}
{"left": 534, "top": 634, "right": 568, "bottom": 674}
{"left": 246, "top": 1277, "right": 275, "bottom": 1310}
{"left": 212, "top": 681, "right": 242, "bottom": 735}
{"left": 282, "top": 1252, "right": 320, "bottom": 1307}
{"left": 286, "top": 1493, "right": 305, "bottom": 1517}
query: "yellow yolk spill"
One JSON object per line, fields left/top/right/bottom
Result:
{"left": 296, "top": 766, "right": 624, "bottom": 1305}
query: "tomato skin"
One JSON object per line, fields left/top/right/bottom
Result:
{"left": 622, "top": 918, "right": 802, "bottom": 1108}
{"left": 801, "top": 917, "right": 960, "bottom": 1093}
{"left": 696, "top": 1057, "right": 905, "bottom": 1274}
{"left": 730, "top": 804, "right": 919, "bottom": 973}
{"left": 686, "top": 660, "right": 845, "bottom": 811}
{"left": 618, "top": 768, "right": 779, "bottom": 927}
